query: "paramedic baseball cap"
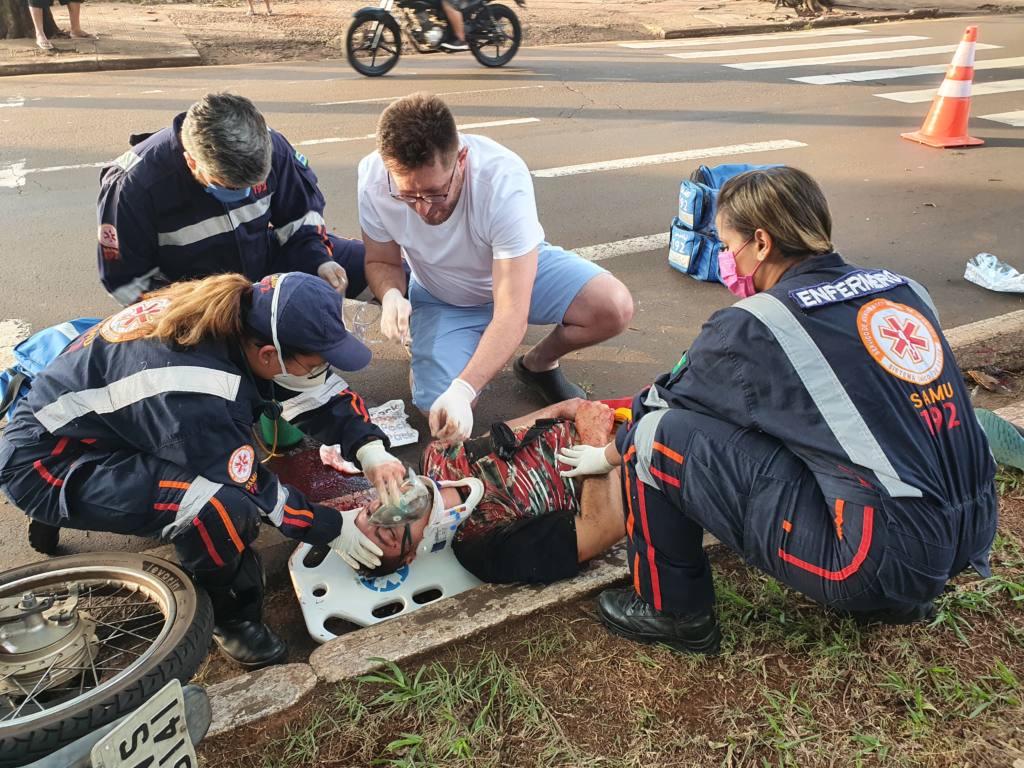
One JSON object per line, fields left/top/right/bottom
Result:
{"left": 246, "top": 272, "right": 372, "bottom": 372}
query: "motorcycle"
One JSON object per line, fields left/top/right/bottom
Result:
{"left": 345, "top": 0, "right": 525, "bottom": 77}
{"left": 0, "top": 554, "right": 214, "bottom": 767}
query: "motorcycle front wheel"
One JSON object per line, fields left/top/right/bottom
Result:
{"left": 467, "top": 3, "right": 521, "bottom": 67}
{"left": 346, "top": 11, "right": 403, "bottom": 77}
{"left": 0, "top": 553, "right": 212, "bottom": 768}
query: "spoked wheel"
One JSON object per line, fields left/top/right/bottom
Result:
{"left": 467, "top": 3, "right": 521, "bottom": 67}
{"left": 346, "top": 10, "right": 403, "bottom": 77}
{"left": 0, "top": 554, "right": 212, "bottom": 768}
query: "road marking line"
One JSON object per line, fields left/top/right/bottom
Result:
{"left": 532, "top": 139, "right": 807, "bottom": 178}
{"left": 315, "top": 84, "right": 546, "bottom": 107}
{"left": 0, "top": 320, "right": 31, "bottom": 370}
{"left": 295, "top": 118, "right": 540, "bottom": 147}
{"left": 620, "top": 27, "right": 867, "bottom": 49}
{"left": 877, "top": 77, "right": 1024, "bottom": 103}
{"left": 666, "top": 35, "right": 929, "bottom": 61}
{"left": 728, "top": 42, "right": 1001, "bottom": 70}
{"left": 1, "top": 97, "right": 25, "bottom": 108}
{"left": 792, "top": 55, "right": 1024, "bottom": 84}
{"left": 576, "top": 233, "right": 669, "bottom": 262}
{"left": 979, "top": 109, "right": 1024, "bottom": 127}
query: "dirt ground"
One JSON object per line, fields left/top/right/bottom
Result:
{"left": 197, "top": 486, "right": 1024, "bottom": 767}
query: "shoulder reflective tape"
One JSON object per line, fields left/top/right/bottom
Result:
{"left": 631, "top": 410, "right": 669, "bottom": 489}
{"left": 274, "top": 211, "right": 327, "bottom": 245}
{"left": 160, "top": 476, "right": 223, "bottom": 540}
{"left": 904, "top": 277, "right": 939, "bottom": 324}
{"left": 109, "top": 267, "right": 168, "bottom": 307}
{"left": 738, "top": 293, "right": 922, "bottom": 498}
{"left": 157, "top": 195, "right": 273, "bottom": 248}
{"left": 644, "top": 385, "right": 669, "bottom": 410}
{"left": 34, "top": 366, "right": 242, "bottom": 433}
{"left": 112, "top": 150, "right": 141, "bottom": 173}
{"left": 789, "top": 269, "right": 908, "bottom": 310}
{"left": 281, "top": 372, "right": 350, "bottom": 421}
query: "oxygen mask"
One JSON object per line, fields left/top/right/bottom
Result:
{"left": 368, "top": 467, "right": 433, "bottom": 527}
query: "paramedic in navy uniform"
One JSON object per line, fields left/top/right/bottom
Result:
{"left": 0, "top": 272, "right": 406, "bottom": 669}
{"left": 96, "top": 92, "right": 366, "bottom": 306}
{"left": 558, "top": 167, "right": 997, "bottom": 654}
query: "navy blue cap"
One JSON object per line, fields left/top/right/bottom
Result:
{"left": 246, "top": 272, "right": 371, "bottom": 372}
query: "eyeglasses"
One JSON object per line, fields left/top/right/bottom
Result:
{"left": 388, "top": 154, "right": 461, "bottom": 205}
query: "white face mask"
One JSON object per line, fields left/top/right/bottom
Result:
{"left": 268, "top": 272, "right": 329, "bottom": 392}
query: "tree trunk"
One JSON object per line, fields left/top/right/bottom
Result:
{"left": 1, "top": 0, "right": 61, "bottom": 39}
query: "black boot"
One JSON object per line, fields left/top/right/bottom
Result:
{"left": 28, "top": 519, "right": 60, "bottom": 555}
{"left": 597, "top": 587, "right": 721, "bottom": 654}
{"left": 195, "top": 549, "right": 288, "bottom": 670}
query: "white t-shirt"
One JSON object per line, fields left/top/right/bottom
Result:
{"left": 357, "top": 133, "right": 545, "bottom": 307}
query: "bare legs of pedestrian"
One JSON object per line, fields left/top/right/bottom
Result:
{"left": 28, "top": 6, "right": 53, "bottom": 50}
{"left": 246, "top": 0, "right": 273, "bottom": 15}
{"left": 67, "top": 3, "right": 92, "bottom": 38}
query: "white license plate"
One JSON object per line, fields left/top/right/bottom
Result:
{"left": 91, "top": 679, "right": 197, "bottom": 768}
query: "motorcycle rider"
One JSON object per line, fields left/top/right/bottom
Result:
{"left": 440, "top": 0, "right": 469, "bottom": 50}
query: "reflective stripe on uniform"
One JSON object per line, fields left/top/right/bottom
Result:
{"left": 268, "top": 479, "right": 288, "bottom": 526}
{"left": 644, "top": 385, "right": 669, "bottom": 410}
{"left": 34, "top": 366, "right": 241, "bottom": 433}
{"left": 738, "top": 293, "right": 922, "bottom": 499}
{"left": 112, "top": 150, "right": 141, "bottom": 174}
{"left": 280, "top": 372, "right": 350, "bottom": 421}
{"left": 631, "top": 409, "right": 669, "bottom": 490}
{"left": 109, "top": 266, "right": 168, "bottom": 306}
{"left": 157, "top": 195, "right": 273, "bottom": 248}
{"left": 904, "top": 277, "right": 939, "bottom": 323}
{"left": 274, "top": 211, "right": 326, "bottom": 245}
{"left": 161, "top": 476, "right": 223, "bottom": 540}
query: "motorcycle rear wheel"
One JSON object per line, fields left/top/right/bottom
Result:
{"left": 0, "top": 554, "right": 212, "bottom": 768}
{"left": 467, "top": 3, "right": 521, "bottom": 67}
{"left": 346, "top": 11, "right": 403, "bottom": 77}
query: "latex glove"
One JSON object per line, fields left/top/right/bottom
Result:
{"left": 429, "top": 378, "right": 476, "bottom": 442}
{"left": 381, "top": 288, "right": 412, "bottom": 344}
{"left": 317, "top": 261, "right": 349, "bottom": 295}
{"left": 331, "top": 507, "right": 383, "bottom": 570}
{"left": 558, "top": 444, "right": 614, "bottom": 478}
{"left": 356, "top": 440, "right": 405, "bottom": 508}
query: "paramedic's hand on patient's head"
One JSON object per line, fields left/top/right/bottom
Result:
{"left": 332, "top": 507, "right": 384, "bottom": 569}
{"left": 558, "top": 444, "right": 615, "bottom": 478}
{"left": 356, "top": 440, "right": 406, "bottom": 508}
{"left": 429, "top": 378, "right": 476, "bottom": 443}
{"left": 381, "top": 288, "right": 412, "bottom": 345}
{"left": 317, "top": 261, "right": 349, "bottom": 295}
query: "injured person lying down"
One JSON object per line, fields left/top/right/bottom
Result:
{"left": 328, "top": 399, "right": 626, "bottom": 584}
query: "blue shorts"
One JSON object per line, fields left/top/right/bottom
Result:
{"left": 408, "top": 244, "right": 606, "bottom": 411}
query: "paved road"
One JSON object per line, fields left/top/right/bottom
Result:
{"left": 1, "top": 14, "right": 1022, "bottom": 567}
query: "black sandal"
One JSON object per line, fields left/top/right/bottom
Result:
{"left": 513, "top": 356, "right": 586, "bottom": 404}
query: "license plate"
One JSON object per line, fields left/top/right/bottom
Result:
{"left": 91, "top": 679, "right": 197, "bottom": 768}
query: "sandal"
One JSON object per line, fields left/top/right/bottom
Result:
{"left": 35, "top": 38, "right": 54, "bottom": 50}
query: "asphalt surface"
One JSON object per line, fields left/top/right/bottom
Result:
{"left": 1, "top": 14, "right": 1022, "bottom": 568}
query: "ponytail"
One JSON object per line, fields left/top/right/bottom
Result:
{"left": 139, "top": 273, "right": 252, "bottom": 348}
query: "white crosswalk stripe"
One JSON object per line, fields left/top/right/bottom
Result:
{"left": 619, "top": 27, "right": 867, "bottom": 49}
{"left": 791, "top": 56, "right": 1024, "bottom": 85}
{"left": 726, "top": 42, "right": 1001, "bottom": 70}
{"left": 979, "top": 109, "right": 1024, "bottom": 127}
{"left": 666, "top": 35, "right": 929, "bottom": 61}
{"left": 877, "top": 78, "right": 1024, "bottom": 103}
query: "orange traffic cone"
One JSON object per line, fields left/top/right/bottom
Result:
{"left": 901, "top": 25, "right": 984, "bottom": 148}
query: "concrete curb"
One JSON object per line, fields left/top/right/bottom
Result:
{"left": 0, "top": 53, "right": 199, "bottom": 78}
{"left": 662, "top": 6, "right": 951, "bottom": 39}
{"left": 195, "top": 308, "right": 1024, "bottom": 739}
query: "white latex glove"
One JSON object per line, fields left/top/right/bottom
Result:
{"left": 331, "top": 507, "right": 384, "bottom": 570}
{"left": 558, "top": 444, "right": 614, "bottom": 478}
{"left": 356, "top": 440, "right": 405, "bottom": 507}
{"left": 428, "top": 378, "right": 476, "bottom": 442}
{"left": 317, "top": 261, "right": 349, "bottom": 295}
{"left": 381, "top": 287, "right": 412, "bottom": 344}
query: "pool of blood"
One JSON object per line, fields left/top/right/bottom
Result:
{"left": 267, "top": 438, "right": 372, "bottom": 503}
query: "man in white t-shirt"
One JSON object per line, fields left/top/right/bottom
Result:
{"left": 357, "top": 93, "right": 634, "bottom": 442}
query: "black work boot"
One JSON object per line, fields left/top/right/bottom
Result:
{"left": 195, "top": 549, "right": 288, "bottom": 670}
{"left": 597, "top": 587, "right": 721, "bottom": 654}
{"left": 213, "top": 621, "right": 288, "bottom": 670}
{"left": 28, "top": 519, "right": 60, "bottom": 555}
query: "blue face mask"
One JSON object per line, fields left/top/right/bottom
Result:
{"left": 205, "top": 182, "right": 251, "bottom": 204}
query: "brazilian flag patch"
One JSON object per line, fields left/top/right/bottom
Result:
{"left": 295, "top": 150, "right": 308, "bottom": 167}
{"left": 671, "top": 352, "right": 688, "bottom": 376}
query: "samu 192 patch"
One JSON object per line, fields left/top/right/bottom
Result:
{"left": 857, "top": 299, "right": 943, "bottom": 385}
{"left": 99, "top": 297, "right": 171, "bottom": 343}
{"left": 228, "top": 445, "right": 256, "bottom": 484}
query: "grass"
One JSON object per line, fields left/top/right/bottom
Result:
{"left": 199, "top": 483, "right": 1024, "bottom": 768}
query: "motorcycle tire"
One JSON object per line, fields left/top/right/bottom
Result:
{"left": 0, "top": 553, "right": 213, "bottom": 768}
{"left": 346, "top": 11, "right": 402, "bottom": 77}
{"left": 467, "top": 3, "right": 521, "bottom": 68}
